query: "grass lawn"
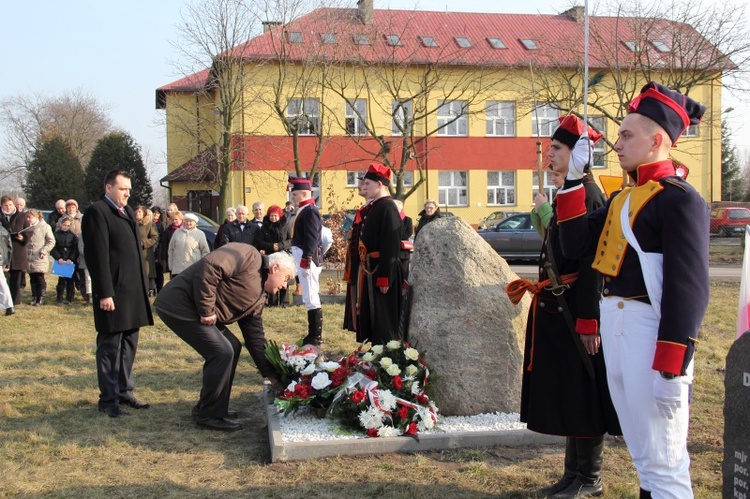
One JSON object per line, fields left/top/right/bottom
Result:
{"left": 0, "top": 278, "right": 737, "bottom": 498}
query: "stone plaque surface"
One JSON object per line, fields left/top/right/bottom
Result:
{"left": 724, "top": 332, "right": 750, "bottom": 498}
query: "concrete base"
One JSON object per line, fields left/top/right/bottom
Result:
{"left": 264, "top": 387, "right": 564, "bottom": 463}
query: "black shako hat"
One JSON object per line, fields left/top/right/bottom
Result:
{"left": 551, "top": 115, "right": 603, "bottom": 150}
{"left": 288, "top": 176, "right": 312, "bottom": 191}
{"left": 628, "top": 82, "right": 706, "bottom": 145}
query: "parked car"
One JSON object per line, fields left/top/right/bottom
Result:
{"left": 182, "top": 211, "right": 219, "bottom": 249}
{"left": 709, "top": 207, "right": 750, "bottom": 237}
{"left": 477, "top": 210, "right": 522, "bottom": 230}
{"left": 322, "top": 210, "right": 356, "bottom": 234}
{"left": 477, "top": 213, "right": 542, "bottom": 261}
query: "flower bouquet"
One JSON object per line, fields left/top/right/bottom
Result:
{"left": 265, "top": 339, "right": 439, "bottom": 438}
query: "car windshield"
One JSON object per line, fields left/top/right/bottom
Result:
{"left": 729, "top": 209, "right": 750, "bottom": 220}
{"left": 497, "top": 215, "right": 529, "bottom": 230}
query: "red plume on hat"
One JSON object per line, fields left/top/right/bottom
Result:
{"left": 363, "top": 162, "right": 391, "bottom": 186}
{"left": 628, "top": 82, "right": 706, "bottom": 145}
{"left": 551, "top": 115, "right": 603, "bottom": 149}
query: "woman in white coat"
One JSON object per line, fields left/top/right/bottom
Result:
{"left": 168, "top": 212, "right": 210, "bottom": 276}
{"left": 25, "top": 209, "right": 55, "bottom": 305}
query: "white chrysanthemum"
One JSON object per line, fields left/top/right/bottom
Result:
{"left": 371, "top": 345, "right": 384, "bottom": 355}
{"left": 386, "top": 340, "right": 401, "bottom": 350}
{"left": 404, "top": 348, "right": 419, "bottom": 361}
{"left": 378, "top": 425, "right": 400, "bottom": 438}
{"left": 416, "top": 407, "right": 436, "bottom": 431}
{"left": 411, "top": 381, "right": 421, "bottom": 395}
{"left": 405, "top": 364, "right": 419, "bottom": 376}
{"left": 358, "top": 406, "right": 385, "bottom": 429}
{"left": 377, "top": 389, "right": 397, "bottom": 411}
{"left": 379, "top": 357, "right": 393, "bottom": 368}
{"left": 311, "top": 372, "right": 332, "bottom": 390}
{"left": 361, "top": 352, "right": 375, "bottom": 362}
{"left": 319, "top": 361, "right": 340, "bottom": 372}
{"left": 386, "top": 364, "right": 401, "bottom": 377}
{"left": 286, "top": 380, "right": 297, "bottom": 392}
{"left": 300, "top": 363, "right": 316, "bottom": 376}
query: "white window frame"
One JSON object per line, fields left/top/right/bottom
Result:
{"left": 486, "top": 101, "right": 516, "bottom": 137}
{"left": 532, "top": 170, "right": 556, "bottom": 201}
{"left": 346, "top": 172, "right": 358, "bottom": 187}
{"left": 286, "top": 98, "right": 320, "bottom": 136}
{"left": 589, "top": 116, "right": 606, "bottom": 168}
{"left": 487, "top": 171, "right": 516, "bottom": 206}
{"left": 398, "top": 170, "right": 414, "bottom": 187}
{"left": 392, "top": 100, "right": 412, "bottom": 136}
{"left": 532, "top": 104, "right": 559, "bottom": 137}
{"left": 345, "top": 99, "right": 367, "bottom": 136}
{"left": 438, "top": 171, "right": 468, "bottom": 206}
{"left": 683, "top": 124, "right": 699, "bottom": 137}
{"left": 437, "top": 100, "right": 468, "bottom": 136}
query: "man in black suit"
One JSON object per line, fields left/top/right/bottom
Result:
{"left": 221, "top": 205, "right": 259, "bottom": 247}
{"left": 81, "top": 170, "right": 154, "bottom": 418}
{"left": 1, "top": 194, "right": 30, "bottom": 316}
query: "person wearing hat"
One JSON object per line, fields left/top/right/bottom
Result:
{"left": 555, "top": 82, "right": 708, "bottom": 498}
{"left": 509, "top": 116, "right": 620, "bottom": 498}
{"left": 356, "top": 162, "right": 403, "bottom": 344}
{"left": 168, "top": 212, "right": 210, "bottom": 276}
{"left": 289, "top": 176, "right": 324, "bottom": 345}
{"left": 343, "top": 173, "right": 371, "bottom": 333}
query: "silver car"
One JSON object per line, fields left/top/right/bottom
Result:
{"left": 477, "top": 213, "right": 542, "bottom": 261}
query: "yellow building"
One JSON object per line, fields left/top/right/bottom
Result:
{"left": 157, "top": 2, "right": 726, "bottom": 225}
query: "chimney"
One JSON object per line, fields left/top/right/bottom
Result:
{"left": 560, "top": 6, "right": 584, "bottom": 23}
{"left": 357, "top": 0, "right": 373, "bottom": 25}
{"left": 262, "top": 21, "right": 282, "bottom": 33}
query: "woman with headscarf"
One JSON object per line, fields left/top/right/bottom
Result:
{"left": 168, "top": 212, "right": 210, "bottom": 276}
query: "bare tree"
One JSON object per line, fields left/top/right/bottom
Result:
{"left": 0, "top": 88, "right": 112, "bottom": 181}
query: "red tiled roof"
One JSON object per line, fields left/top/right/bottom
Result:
{"left": 160, "top": 149, "right": 218, "bottom": 183}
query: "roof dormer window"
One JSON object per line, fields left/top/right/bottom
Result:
{"left": 420, "top": 36, "right": 438, "bottom": 47}
{"left": 321, "top": 33, "right": 336, "bottom": 44}
{"left": 288, "top": 32, "right": 303, "bottom": 44}
{"left": 353, "top": 34, "right": 370, "bottom": 45}
{"left": 385, "top": 34, "right": 403, "bottom": 46}
{"left": 520, "top": 39, "right": 538, "bottom": 50}
{"left": 651, "top": 40, "right": 670, "bottom": 52}
{"left": 455, "top": 37, "right": 472, "bottom": 48}
{"left": 623, "top": 40, "right": 641, "bottom": 52}
{"left": 487, "top": 38, "right": 507, "bottom": 49}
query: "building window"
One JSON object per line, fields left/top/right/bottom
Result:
{"left": 346, "top": 172, "right": 359, "bottom": 187}
{"left": 438, "top": 171, "right": 468, "bottom": 206}
{"left": 487, "top": 38, "right": 507, "bottom": 49}
{"left": 683, "top": 124, "right": 699, "bottom": 137}
{"left": 321, "top": 33, "right": 336, "bottom": 44}
{"left": 532, "top": 104, "right": 559, "bottom": 137}
{"left": 345, "top": 99, "right": 367, "bottom": 136}
{"left": 651, "top": 40, "right": 670, "bottom": 53}
{"left": 353, "top": 34, "right": 369, "bottom": 45}
{"left": 311, "top": 173, "right": 321, "bottom": 208}
{"left": 392, "top": 100, "right": 412, "bottom": 136}
{"left": 288, "top": 32, "right": 303, "bottom": 44}
{"left": 532, "top": 171, "right": 556, "bottom": 201}
{"left": 437, "top": 100, "right": 468, "bottom": 136}
{"left": 520, "top": 39, "right": 538, "bottom": 50}
{"left": 589, "top": 116, "right": 606, "bottom": 168}
{"left": 399, "top": 170, "right": 414, "bottom": 187}
{"left": 487, "top": 171, "right": 516, "bottom": 206}
{"left": 455, "top": 37, "right": 472, "bottom": 48}
{"left": 420, "top": 36, "right": 438, "bottom": 47}
{"left": 486, "top": 101, "right": 516, "bottom": 136}
{"left": 385, "top": 34, "right": 402, "bottom": 46}
{"left": 622, "top": 40, "right": 640, "bottom": 52}
{"left": 286, "top": 98, "right": 320, "bottom": 136}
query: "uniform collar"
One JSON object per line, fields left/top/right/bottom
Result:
{"left": 629, "top": 160, "right": 675, "bottom": 186}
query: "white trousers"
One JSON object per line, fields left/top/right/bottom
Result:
{"left": 600, "top": 297, "right": 693, "bottom": 499}
{"left": 0, "top": 272, "right": 13, "bottom": 310}
{"left": 291, "top": 247, "right": 321, "bottom": 311}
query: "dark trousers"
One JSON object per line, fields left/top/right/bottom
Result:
{"left": 157, "top": 311, "right": 242, "bottom": 419}
{"left": 57, "top": 277, "right": 76, "bottom": 300}
{"left": 96, "top": 328, "right": 139, "bottom": 409}
{"left": 237, "top": 313, "right": 275, "bottom": 379}
{"left": 154, "top": 261, "right": 165, "bottom": 292}
{"left": 29, "top": 272, "right": 46, "bottom": 300}
{"left": 7, "top": 269, "right": 24, "bottom": 305}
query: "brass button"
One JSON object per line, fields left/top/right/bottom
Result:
{"left": 628, "top": 211, "right": 633, "bottom": 217}
{"left": 617, "top": 244, "right": 623, "bottom": 249}
{"left": 615, "top": 254, "right": 621, "bottom": 260}
{"left": 611, "top": 265, "right": 616, "bottom": 271}
{"left": 617, "top": 301, "right": 624, "bottom": 309}
{"left": 603, "top": 288, "right": 609, "bottom": 294}
{"left": 603, "top": 241, "right": 607, "bottom": 246}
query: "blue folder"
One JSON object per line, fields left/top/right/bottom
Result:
{"left": 51, "top": 261, "right": 75, "bottom": 278}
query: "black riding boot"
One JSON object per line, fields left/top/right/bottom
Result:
{"left": 552, "top": 436, "right": 604, "bottom": 498}
{"left": 301, "top": 308, "right": 323, "bottom": 346}
{"left": 56, "top": 285, "right": 64, "bottom": 304}
{"left": 538, "top": 437, "right": 577, "bottom": 496}
{"left": 30, "top": 279, "right": 38, "bottom": 306}
{"left": 66, "top": 281, "right": 76, "bottom": 303}
{"left": 37, "top": 281, "right": 46, "bottom": 306}
{"left": 639, "top": 488, "right": 652, "bottom": 498}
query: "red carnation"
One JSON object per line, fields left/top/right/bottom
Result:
{"left": 416, "top": 393, "right": 429, "bottom": 404}
{"left": 294, "top": 382, "right": 312, "bottom": 399}
{"left": 331, "top": 366, "right": 348, "bottom": 387}
{"left": 365, "top": 369, "right": 377, "bottom": 380}
{"left": 404, "top": 422, "right": 418, "bottom": 435}
{"left": 393, "top": 376, "right": 403, "bottom": 389}
{"left": 367, "top": 428, "right": 379, "bottom": 438}
{"left": 397, "top": 406, "right": 409, "bottom": 420}
{"left": 351, "top": 390, "right": 366, "bottom": 404}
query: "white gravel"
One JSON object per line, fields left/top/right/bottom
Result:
{"left": 276, "top": 407, "right": 526, "bottom": 443}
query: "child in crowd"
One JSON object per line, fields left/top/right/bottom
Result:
{"left": 51, "top": 216, "right": 79, "bottom": 304}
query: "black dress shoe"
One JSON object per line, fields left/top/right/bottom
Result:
{"left": 120, "top": 397, "right": 150, "bottom": 409}
{"left": 5, "top": 307, "right": 14, "bottom": 316}
{"left": 195, "top": 417, "right": 242, "bottom": 432}
{"left": 99, "top": 406, "right": 131, "bottom": 418}
{"left": 192, "top": 406, "right": 238, "bottom": 419}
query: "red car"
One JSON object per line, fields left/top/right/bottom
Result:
{"left": 709, "top": 207, "right": 750, "bottom": 236}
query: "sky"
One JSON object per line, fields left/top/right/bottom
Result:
{"left": 1, "top": 0, "right": 748, "bottom": 187}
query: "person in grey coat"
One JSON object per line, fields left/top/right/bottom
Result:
{"left": 81, "top": 170, "right": 154, "bottom": 418}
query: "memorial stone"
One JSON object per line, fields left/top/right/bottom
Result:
{"left": 724, "top": 331, "right": 750, "bottom": 499}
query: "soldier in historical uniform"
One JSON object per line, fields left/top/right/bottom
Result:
{"left": 356, "top": 163, "right": 403, "bottom": 344}
{"left": 343, "top": 173, "right": 370, "bottom": 333}
{"left": 289, "top": 176, "right": 324, "bottom": 346}
{"left": 508, "top": 116, "right": 621, "bottom": 498}
{"left": 555, "top": 82, "right": 708, "bottom": 498}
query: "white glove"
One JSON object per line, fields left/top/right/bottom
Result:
{"left": 653, "top": 375, "right": 682, "bottom": 419}
{"left": 566, "top": 133, "right": 594, "bottom": 181}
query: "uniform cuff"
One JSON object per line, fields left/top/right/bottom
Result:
{"left": 376, "top": 276, "right": 389, "bottom": 287}
{"left": 575, "top": 318, "right": 598, "bottom": 335}
{"left": 652, "top": 341, "right": 687, "bottom": 375}
{"left": 555, "top": 184, "right": 587, "bottom": 222}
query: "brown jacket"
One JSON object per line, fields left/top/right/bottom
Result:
{"left": 154, "top": 243, "right": 266, "bottom": 323}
